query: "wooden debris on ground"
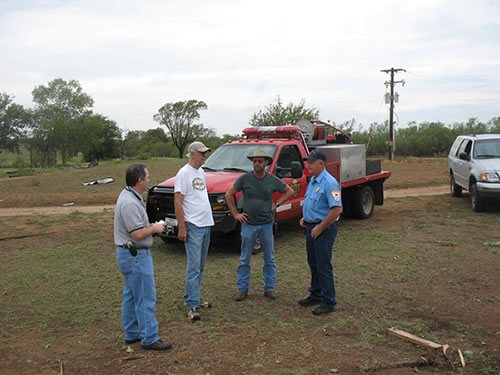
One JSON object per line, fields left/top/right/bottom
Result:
{"left": 387, "top": 327, "right": 442, "bottom": 349}
{"left": 458, "top": 349, "right": 466, "bottom": 368}
{"left": 387, "top": 327, "right": 466, "bottom": 369}
{"left": 120, "top": 354, "right": 145, "bottom": 361}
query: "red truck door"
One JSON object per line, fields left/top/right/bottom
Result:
{"left": 272, "top": 144, "right": 308, "bottom": 221}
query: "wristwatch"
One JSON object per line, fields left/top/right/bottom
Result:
{"left": 275, "top": 201, "right": 280, "bottom": 207}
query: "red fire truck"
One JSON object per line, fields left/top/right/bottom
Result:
{"left": 146, "top": 120, "right": 391, "bottom": 243}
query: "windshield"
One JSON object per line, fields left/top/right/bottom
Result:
{"left": 473, "top": 139, "right": 500, "bottom": 158}
{"left": 203, "top": 144, "right": 277, "bottom": 172}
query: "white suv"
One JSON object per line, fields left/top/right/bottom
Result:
{"left": 448, "top": 134, "right": 500, "bottom": 211}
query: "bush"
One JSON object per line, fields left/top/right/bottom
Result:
{"left": 137, "top": 152, "right": 152, "bottom": 160}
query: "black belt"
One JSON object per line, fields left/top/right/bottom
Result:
{"left": 117, "top": 244, "right": 149, "bottom": 257}
{"left": 117, "top": 246, "right": 149, "bottom": 250}
{"left": 304, "top": 221, "right": 338, "bottom": 226}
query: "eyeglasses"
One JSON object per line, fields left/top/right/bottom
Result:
{"left": 198, "top": 151, "right": 209, "bottom": 156}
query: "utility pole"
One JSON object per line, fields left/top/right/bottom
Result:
{"left": 381, "top": 68, "right": 406, "bottom": 160}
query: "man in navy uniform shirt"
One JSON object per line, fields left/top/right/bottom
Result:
{"left": 298, "top": 150, "right": 343, "bottom": 315}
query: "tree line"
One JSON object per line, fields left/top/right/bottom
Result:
{"left": 1, "top": 79, "right": 499, "bottom": 168}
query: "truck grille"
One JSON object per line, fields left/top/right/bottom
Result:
{"left": 146, "top": 186, "right": 175, "bottom": 223}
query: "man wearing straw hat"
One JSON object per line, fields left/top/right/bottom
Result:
{"left": 226, "top": 149, "right": 294, "bottom": 301}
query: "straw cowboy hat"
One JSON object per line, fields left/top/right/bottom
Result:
{"left": 247, "top": 149, "right": 273, "bottom": 164}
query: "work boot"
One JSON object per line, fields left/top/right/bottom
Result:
{"left": 141, "top": 339, "right": 172, "bottom": 351}
{"left": 312, "top": 305, "right": 335, "bottom": 316}
{"left": 298, "top": 295, "right": 321, "bottom": 307}
{"left": 234, "top": 291, "right": 248, "bottom": 301}
{"left": 264, "top": 290, "right": 277, "bottom": 300}
{"left": 124, "top": 338, "right": 141, "bottom": 344}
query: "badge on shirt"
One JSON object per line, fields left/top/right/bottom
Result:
{"left": 192, "top": 177, "right": 206, "bottom": 191}
{"left": 315, "top": 187, "right": 320, "bottom": 193}
{"left": 331, "top": 190, "right": 341, "bottom": 201}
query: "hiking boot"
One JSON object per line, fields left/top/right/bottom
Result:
{"left": 298, "top": 295, "right": 321, "bottom": 307}
{"left": 234, "top": 291, "right": 248, "bottom": 301}
{"left": 264, "top": 290, "right": 277, "bottom": 300}
{"left": 187, "top": 306, "right": 201, "bottom": 321}
{"left": 141, "top": 339, "right": 172, "bottom": 351}
{"left": 312, "top": 305, "right": 335, "bottom": 316}
{"left": 125, "top": 337, "right": 141, "bottom": 344}
{"left": 200, "top": 300, "right": 212, "bottom": 308}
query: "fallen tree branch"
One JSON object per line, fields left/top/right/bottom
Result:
{"left": 458, "top": 349, "right": 466, "bottom": 368}
{"left": 120, "top": 354, "right": 145, "bottom": 361}
{"left": 387, "top": 327, "right": 442, "bottom": 350}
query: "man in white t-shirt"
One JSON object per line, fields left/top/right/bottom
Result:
{"left": 174, "top": 141, "right": 215, "bottom": 321}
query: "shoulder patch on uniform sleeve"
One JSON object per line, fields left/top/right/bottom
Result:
{"left": 332, "top": 190, "right": 341, "bottom": 202}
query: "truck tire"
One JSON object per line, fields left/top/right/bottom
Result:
{"left": 471, "top": 183, "right": 485, "bottom": 212}
{"left": 341, "top": 190, "right": 353, "bottom": 217}
{"left": 353, "top": 186, "right": 375, "bottom": 219}
{"left": 450, "top": 174, "right": 462, "bottom": 197}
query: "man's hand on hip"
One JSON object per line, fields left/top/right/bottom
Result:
{"left": 234, "top": 212, "right": 248, "bottom": 224}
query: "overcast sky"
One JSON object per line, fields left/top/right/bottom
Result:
{"left": 1, "top": 0, "right": 499, "bottom": 135}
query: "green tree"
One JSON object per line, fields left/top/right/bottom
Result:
{"left": 77, "top": 114, "right": 121, "bottom": 161}
{"left": 122, "top": 130, "right": 145, "bottom": 158}
{"left": 488, "top": 117, "right": 500, "bottom": 133}
{"left": 153, "top": 99, "right": 209, "bottom": 158}
{"left": 32, "top": 78, "right": 94, "bottom": 166}
{"left": 140, "top": 128, "right": 171, "bottom": 157}
{"left": 0, "top": 93, "right": 29, "bottom": 152}
{"left": 250, "top": 96, "right": 319, "bottom": 127}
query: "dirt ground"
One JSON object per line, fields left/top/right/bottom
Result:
{"left": 1, "top": 158, "right": 499, "bottom": 374}
{"left": 0, "top": 186, "right": 450, "bottom": 217}
{"left": 1, "top": 192, "right": 499, "bottom": 375}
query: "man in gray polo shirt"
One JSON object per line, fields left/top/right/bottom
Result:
{"left": 114, "top": 163, "right": 171, "bottom": 351}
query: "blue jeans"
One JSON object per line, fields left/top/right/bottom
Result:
{"left": 237, "top": 223, "right": 276, "bottom": 292}
{"left": 305, "top": 223, "right": 338, "bottom": 309}
{"left": 184, "top": 222, "right": 211, "bottom": 309}
{"left": 116, "top": 248, "right": 159, "bottom": 346}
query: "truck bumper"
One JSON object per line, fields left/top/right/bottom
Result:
{"left": 476, "top": 182, "right": 500, "bottom": 197}
{"left": 160, "top": 211, "right": 238, "bottom": 240}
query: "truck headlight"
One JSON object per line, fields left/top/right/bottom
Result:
{"left": 479, "top": 172, "right": 500, "bottom": 182}
{"left": 211, "top": 195, "right": 228, "bottom": 211}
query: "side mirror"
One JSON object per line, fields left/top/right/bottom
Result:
{"left": 290, "top": 161, "right": 303, "bottom": 178}
{"left": 459, "top": 152, "right": 469, "bottom": 161}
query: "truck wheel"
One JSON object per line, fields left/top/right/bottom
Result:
{"left": 471, "top": 183, "right": 485, "bottom": 212}
{"left": 353, "top": 186, "right": 374, "bottom": 219}
{"left": 252, "top": 238, "right": 262, "bottom": 254}
{"left": 450, "top": 174, "right": 462, "bottom": 197}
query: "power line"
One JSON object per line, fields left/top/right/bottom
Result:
{"left": 381, "top": 67, "right": 406, "bottom": 160}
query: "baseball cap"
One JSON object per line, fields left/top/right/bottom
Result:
{"left": 303, "top": 150, "right": 326, "bottom": 162}
{"left": 187, "top": 141, "right": 211, "bottom": 155}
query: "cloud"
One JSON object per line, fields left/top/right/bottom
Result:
{"left": 1, "top": 0, "right": 499, "bottom": 135}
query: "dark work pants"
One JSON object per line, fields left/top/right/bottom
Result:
{"left": 305, "top": 223, "right": 338, "bottom": 309}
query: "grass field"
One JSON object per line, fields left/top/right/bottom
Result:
{"left": 0, "top": 156, "right": 449, "bottom": 208}
{"left": 1, "top": 158, "right": 499, "bottom": 374}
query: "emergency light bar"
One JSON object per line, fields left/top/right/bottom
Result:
{"left": 242, "top": 126, "right": 302, "bottom": 138}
